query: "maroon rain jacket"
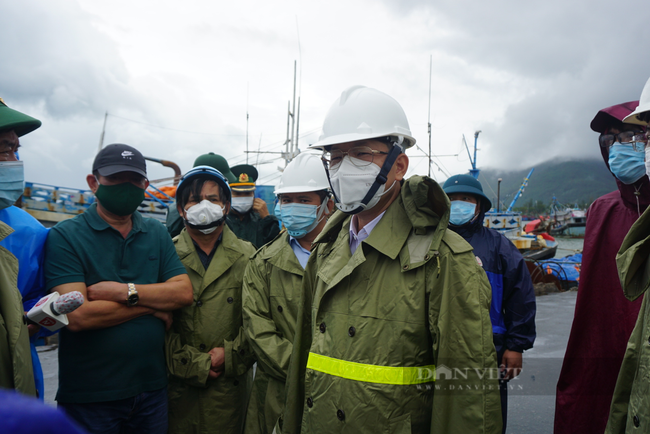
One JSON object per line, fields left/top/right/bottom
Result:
{"left": 554, "top": 141, "right": 650, "bottom": 434}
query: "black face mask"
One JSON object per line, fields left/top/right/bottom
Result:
{"left": 95, "top": 182, "right": 145, "bottom": 216}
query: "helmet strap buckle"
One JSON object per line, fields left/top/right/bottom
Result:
{"left": 333, "top": 144, "right": 402, "bottom": 214}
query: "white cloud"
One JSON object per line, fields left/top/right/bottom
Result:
{"left": 2, "top": 0, "right": 650, "bottom": 190}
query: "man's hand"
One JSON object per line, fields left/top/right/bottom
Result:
{"left": 87, "top": 281, "right": 128, "bottom": 304}
{"left": 152, "top": 310, "right": 173, "bottom": 331}
{"left": 27, "top": 322, "right": 41, "bottom": 337}
{"left": 252, "top": 198, "right": 269, "bottom": 218}
{"left": 208, "top": 347, "right": 225, "bottom": 379}
{"left": 500, "top": 349, "right": 523, "bottom": 381}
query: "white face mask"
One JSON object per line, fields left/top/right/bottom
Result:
{"left": 231, "top": 195, "right": 255, "bottom": 213}
{"left": 329, "top": 156, "right": 395, "bottom": 213}
{"left": 645, "top": 145, "right": 650, "bottom": 180}
{"left": 185, "top": 200, "right": 224, "bottom": 234}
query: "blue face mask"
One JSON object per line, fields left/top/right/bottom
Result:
{"left": 276, "top": 201, "right": 325, "bottom": 239}
{"left": 0, "top": 161, "right": 25, "bottom": 210}
{"left": 608, "top": 143, "right": 646, "bottom": 185}
{"left": 449, "top": 200, "right": 477, "bottom": 226}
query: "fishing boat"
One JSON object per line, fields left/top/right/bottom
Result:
{"left": 526, "top": 252, "right": 581, "bottom": 292}
{"left": 454, "top": 133, "right": 557, "bottom": 260}
{"left": 483, "top": 169, "right": 558, "bottom": 260}
{"left": 548, "top": 196, "right": 586, "bottom": 237}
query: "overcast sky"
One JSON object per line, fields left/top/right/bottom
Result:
{"left": 3, "top": 0, "right": 650, "bottom": 191}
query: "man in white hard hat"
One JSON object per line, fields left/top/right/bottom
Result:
{"left": 606, "top": 78, "right": 650, "bottom": 433}
{"left": 242, "top": 151, "right": 333, "bottom": 434}
{"left": 282, "top": 86, "right": 502, "bottom": 434}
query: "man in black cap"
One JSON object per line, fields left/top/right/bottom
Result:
{"left": 44, "top": 143, "right": 193, "bottom": 434}
{"left": 227, "top": 164, "right": 280, "bottom": 248}
{"left": 0, "top": 98, "right": 42, "bottom": 397}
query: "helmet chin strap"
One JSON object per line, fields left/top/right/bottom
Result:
{"left": 183, "top": 217, "right": 226, "bottom": 231}
{"left": 324, "top": 144, "right": 402, "bottom": 215}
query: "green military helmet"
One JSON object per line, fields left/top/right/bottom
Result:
{"left": 442, "top": 174, "right": 492, "bottom": 212}
{"left": 230, "top": 164, "right": 258, "bottom": 193}
{"left": 0, "top": 98, "right": 42, "bottom": 137}
{"left": 193, "top": 152, "right": 237, "bottom": 184}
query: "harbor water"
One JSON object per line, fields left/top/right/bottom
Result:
{"left": 554, "top": 236, "right": 585, "bottom": 259}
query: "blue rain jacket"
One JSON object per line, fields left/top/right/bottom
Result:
{"left": 0, "top": 207, "right": 49, "bottom": 308}
{"left": 0, "top": 206, "right": 50, "bottom": 399}
{"left": 0, "top": 389, "right": 88, "bottom": 433}
{"left": 449, "top": 212, "right": 536, "bottom": 353}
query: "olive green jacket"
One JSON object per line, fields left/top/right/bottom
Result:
{"left": 243, "top": 231, "right": 304, "bottom": 434}
{"left": 282, "top": 176, "right": 502, "bottom": 434}
{"left": 606, "top": 206, "right": 650, "bottom": 433}
{"left": 167, "top": 226, "right": 256, "bottom": 434}
{"left": 0, "top": 221, "right": 36, "bottom": 396}
{"left": 227, "top": 211, "right": 280, "bottom": 249}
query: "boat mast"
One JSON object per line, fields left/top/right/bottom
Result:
{"left": 427, "top": 55, "right": 432, "bottom": 178}
{"left": 246, "top": 61, "right": 300, "bottom": 168}
{"left": 471, "top": 131, "right": 481, "bottom": 179}
{"left": 282, "top": 60, "right": 299, "bottom": 167}
{"left": 462, "top": 130, "right": 481, "bottom": 179}
{"left": 506, "top": 168, "right": 535, "bottom": 212}
{"left": 246, "top": 83, "right": 249, "bottom": 164}
{"left": 290, "top": 61, "right": 297, "bottom": 161}
{"left": 98, "top": 111, "right": 108, "bottom": 153}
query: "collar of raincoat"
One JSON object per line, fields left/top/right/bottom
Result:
{"left": 314, "top": 175, "right": 450, "bottom": 258}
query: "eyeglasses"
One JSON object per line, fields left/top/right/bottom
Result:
{"left": 599, "top": 130, "right": 647, "bottom": 151}
{"left": 322, "top": 146, "right": 389, "bottom": 170}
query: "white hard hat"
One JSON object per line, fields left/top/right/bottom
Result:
{"left": 624, "top": 77, "right": 650, "bottom": 125}
{"left": 274, "top": 151, "right": 330, "bottom": 195}
{"left": 310, "top": 86, "right": 416, "bottom": 150}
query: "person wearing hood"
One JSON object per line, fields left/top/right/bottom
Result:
{"left": 605, "top": 78, "right": 650, "bottom": 433}
{"left": 555, "top": 101, "right": 650, "bottom": 434}
{"left": 443, "top": 174, "right": 536, "bottom": 434}
{"left": 227, "top": 164, "right": 280, "bottom": 248}
{"left": 281, "top": 86, "right": 502, "bottom": 434}
{"left": 166, "top": 166, "right": 256, "bottom": 434}
{"left": 242, "top": 151, "right": 334, "bottom": 434}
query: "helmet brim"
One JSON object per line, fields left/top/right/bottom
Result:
{"left": 443, "top": 184, "right": 492, "bottom": 212}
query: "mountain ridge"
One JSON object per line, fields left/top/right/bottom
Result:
{"left": 466, "top": 158, "right": 618, "bottom": 213}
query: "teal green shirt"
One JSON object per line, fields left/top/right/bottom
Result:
{"left": 45, "top": 203, "right": 187, "bottom": 403}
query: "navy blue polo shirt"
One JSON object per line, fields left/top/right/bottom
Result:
{"left": 45, "top": 203, "right": 187, "bottom": 403}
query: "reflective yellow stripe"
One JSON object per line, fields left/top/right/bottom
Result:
{"left": 307, "top": 353, "right": 435, "bottom": 385}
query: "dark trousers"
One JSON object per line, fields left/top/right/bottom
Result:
{"left": 499, "top": 376, "right": 508, "bottom": 434}
{"left": 497, "top": 347, "right": 508, "bottom": 434}
{"left": 59, "top": 387, "right": 168, "bottom": 434}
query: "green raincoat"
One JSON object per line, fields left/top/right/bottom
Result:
{"left": 166, "top": 226, "right": 256, "bottom": 434}
{"left": 606, "top": 207, "right": 650, "bottom": 433}
{"left": 243, "top": 231, "right": 304, "bottom": 434}
{"left": 0, "top": 221, "right": 36, "bottom": 396}
{"left": 282, "top": 175, "right": 502, "bottom": 434}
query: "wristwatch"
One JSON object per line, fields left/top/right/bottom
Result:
{"left": 126, "top": 283, "right": 139, "bottom": 307}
